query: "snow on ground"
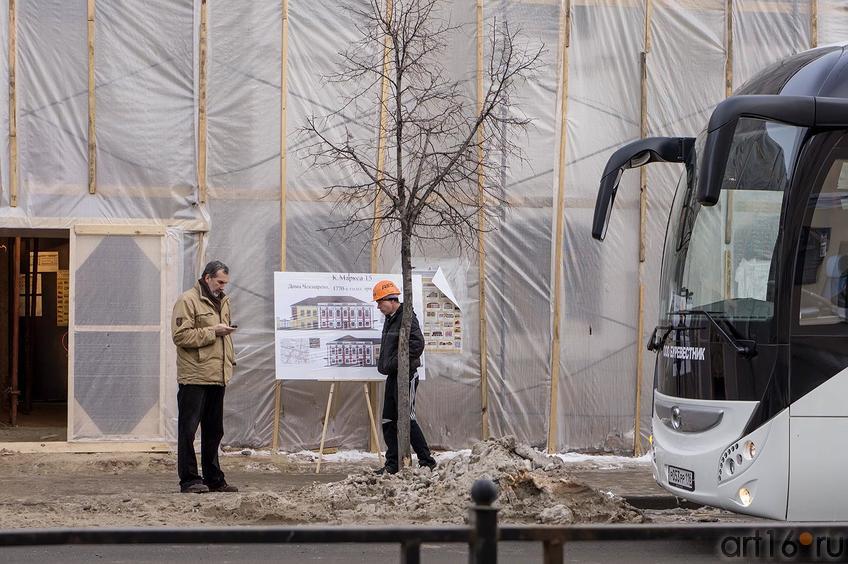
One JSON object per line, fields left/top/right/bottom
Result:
{"left": 235, "top": 446, "right": 651, "bottom": 469}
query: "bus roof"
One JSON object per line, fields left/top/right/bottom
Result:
{"left": 736, "top": 45, "right": 848, "bottom": 98}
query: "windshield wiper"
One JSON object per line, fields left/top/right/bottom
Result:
{"left": 673, "top": 309, "right": 757, "bottom": 358}
{"left": 647, "top": 323, "right": 704, "bottom": 352}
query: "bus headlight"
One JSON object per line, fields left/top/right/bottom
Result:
{"left": 738, "top": 487, "right": 752, "bottom": 507}
{"left": 745, "top": 441, "right": 756, "bottom": 459}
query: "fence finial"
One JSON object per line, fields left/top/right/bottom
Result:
{"left": 469, "top": 479, "right": 499, "bottom": 563}
{"left": 471, "top": 478, "right": 498, "bottom": 506}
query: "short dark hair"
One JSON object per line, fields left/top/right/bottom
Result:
{"left": 202, "top": 260, "right": 229, "bottom": 279}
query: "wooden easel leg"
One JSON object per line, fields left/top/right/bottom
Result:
{"left": 367, "top": 381, "right": 380, "bottom": 452}
{"left": 272, "top": 380, "right": 282, "bottom": 451}
{"left": 363, "top": 383, "right": 383, "bottom": 466}
{"left": 316, "top": 382, "right": 335, "bottom": 474}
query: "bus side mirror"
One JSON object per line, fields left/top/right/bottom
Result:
{"left": 593, "top": 137, "right": 694, "bottom": 240}
{"left": 697, "top": 95, "right": 848, "bottom": 205}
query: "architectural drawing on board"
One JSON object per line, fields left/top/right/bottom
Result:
{"left": 326, "top": 336, "right": 382, "bottom": 367}
{"left": 422, "top": 277, "right": 462, "bottom": 352}
{"left": 278, "top": 338, "right": 312, "bottom": 365}
{"left": 274, "top": 272, "right": 423, "bottom": 381}
{"left": 277, "top": 295, "right": 374, "bottom": 330}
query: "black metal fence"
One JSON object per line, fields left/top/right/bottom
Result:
{"left": 2, "top": 479, "right": 848, "bottom": 563}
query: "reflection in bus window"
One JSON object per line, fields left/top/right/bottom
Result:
{"left": 662, "top": 119, "right": 800, "bottom": 323}
{"left": 798, "top": 159, "right": 848, "bottom": 325}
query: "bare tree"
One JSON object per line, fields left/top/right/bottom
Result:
{"left": 304, "top": 0, "right": 542, "bottom": 467}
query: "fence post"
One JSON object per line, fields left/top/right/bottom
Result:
{"left": 468, "top": 478, "right": 499, "bottom": 564}
{"left": 543, "top": 539, "right": 564, "bottom": 564}
{"left": 401, "top": 539, "right": 421, "bottom": 564}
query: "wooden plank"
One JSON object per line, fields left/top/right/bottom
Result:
{"left": 634, "top": 284, "right": 645, "bottom": 456}
{"left": 644, "top": 0, "right": 653, "bottom": 54}
{"left": 363, "top": 383, "right": 383, "bottom": 465}
{"left": 367, "top": 0, "right": 394, "bottom": 454}
{"left": 88, "top": 0, "right": 96, "bottom": 194}
{"left": 315, "top": 382, "right": 336, "bottom": 473}
{"left": 725, "top": 0, "right": 733, "bottom": 98}
{"left": 73, "top": 224, "right": 165, "bottom": 236}
{"left": 724, "top": 249, "right": 732, "bottom": 298}
{"left": 810, "top": 0, "right": 817, "bottom": 48}
{"left": 159, "top": 235, "right": 167, "bottom": 437}
{"left": 280, "top": 0, "right": 289, "bottom": 270}
{"left": 0, "top": 441, "right": 171, "bottom": 454}
{"left": 371, "top": 0, "right": 393, "bottom": 271}
{"left": 547, "top": 1, "right": 572, "bottom": 453}
{"left": 68, "top": 232, "right": 76, "bottom": 438}
{"left": 272, "top": 0, "right": 290, "bottom": 452}
{"left": 476, "top": 0, "right": 489, "bottom": 441}
{"left": 272, "top": 380, "right": 282, "bottom": 450}
{"left": 9, "top": 0, "right": 17, "bottom": 207}
{"left": 198, "top": 0, "right": 208, "bottom": 203}
{"left": 639, "top": 52, "right": 648, "bottom": 265}
{"left": 632, "top": 0, "right": 651, "bottom": 458}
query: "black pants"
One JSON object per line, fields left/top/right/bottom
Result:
{"left": 382, "top": 372, "right": 435, "bottom": 471}
{"left": 177, "top": 383, "right": 226, "bottom": 489}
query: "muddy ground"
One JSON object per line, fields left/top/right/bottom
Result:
{"left": 0, "top": 436, "right": 748, "bottom": 529}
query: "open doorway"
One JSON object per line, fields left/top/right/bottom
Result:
{"left": 0, "top": 230, "right": 70, "bottom": 442}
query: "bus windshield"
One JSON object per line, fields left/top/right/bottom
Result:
{"left": 660, "top": 118, "right": 804, "bottom": 326}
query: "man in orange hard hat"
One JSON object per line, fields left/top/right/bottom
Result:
{"left": 372, "top": 279, "right": 436, "bottom": 475}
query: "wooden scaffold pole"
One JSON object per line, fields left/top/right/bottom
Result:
{"left": 547, "top": 0, "right": 572, "bottom": 453}
{"left": 9, "top": 0, "right": 18, "bottom": 207}
{"left": 272, "top": 0, "right": 290, "bottom": 452}
{"left": 367, "top": 0, "right": 394, "bottom": 454}
{"left": 197, "top": 0, "right": 208, "bottom": 203}
{"left": 476, "top": 0, "right": 490, "bottom": 440}
{"left": 810, "top": 0, "right": 818, "bottom": 49}
{"left": 725, "top": 0, "right": 733, "bottom": 99}
{"left": 723, "top": 0, "right": 734, "bottom": 297}
{"left": 87, "top": 0, "right": 96, "bottom": 194}
{"left": 633, "top": 0, "right": 653, "bottom": 458}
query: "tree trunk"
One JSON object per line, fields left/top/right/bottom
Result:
{"left": 397, "top": 224, "right": 413, "bottom": 466}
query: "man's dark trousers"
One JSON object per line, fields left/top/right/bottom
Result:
{"left": 382, "top": 372, "right": 435, "bottom": 471}
{"left": 177, "top": 383, "right": 226, "bottom": 489}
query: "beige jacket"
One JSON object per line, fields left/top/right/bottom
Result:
{"left": 171, "top": 281, "right": 235, "bottom": 385}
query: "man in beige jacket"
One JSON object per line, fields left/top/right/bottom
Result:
{"left": 172, "top": 260, "right": 237, "bottom": 493}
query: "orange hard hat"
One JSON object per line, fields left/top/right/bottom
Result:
{"left": 373, "top": 279, "right": 401, "bottom": 302}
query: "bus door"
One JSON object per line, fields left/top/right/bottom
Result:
{"left": 787, "top": 131, "right": 848, "bottom": 520}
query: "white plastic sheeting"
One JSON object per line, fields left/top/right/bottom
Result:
{"left": 556, "top": 1, "right": 643, "bottom": 451}
{"left": 733, "top": 0, "right": 810, "bottom": 89}
{"left": 484, "top": 0, "right": 559, "bottom": 449}
{"left": 4, "top": 0, "right": 203, "bottom": 224}
{"left": 821, "top": 1, "right": 848, "bottom": 45}
{"left": 0, "top": 0, "right": 839, "bottom": 451}
{"left": 640, "top": 0, "right": 727, "bottom": 452}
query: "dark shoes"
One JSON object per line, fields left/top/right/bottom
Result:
{"left": 181, "top": 482, "right": 209, "bottom": 494}
{"left": 207, "top": 482, "right": 239, "bottom": 492}
{"left": 374, "top": 463, "right": 435, "bottom": 475}
{"left": 180, "top": 481, "right": 238, "bottom": 493}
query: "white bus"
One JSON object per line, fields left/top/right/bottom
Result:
{"left": 593, "top": 44, "right": 848, "bottom": 520}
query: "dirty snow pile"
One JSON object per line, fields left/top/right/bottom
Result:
{"left": 211, "top": 436, "right": 645, "bottom": 525}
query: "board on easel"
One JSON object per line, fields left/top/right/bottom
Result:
{"left": 270, "top": 271, "right": 424, "bottom": 454}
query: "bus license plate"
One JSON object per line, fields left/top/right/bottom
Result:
{"left": 668, "top": 465, "right": 695, "bottom": 491}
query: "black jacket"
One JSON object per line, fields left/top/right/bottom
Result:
{"left": 377, "top": 303, "right": 424, "bottom": 376}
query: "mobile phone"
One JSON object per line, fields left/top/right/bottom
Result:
{"left": 230, "top": 324, "right": 238, "bottom": 328}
